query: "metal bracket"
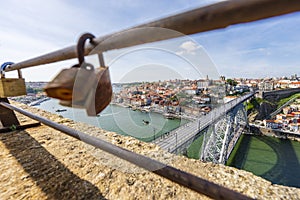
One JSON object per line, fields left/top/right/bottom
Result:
{"left": 0, "top": 98, "right": 41, "bottom": 132}
{"left": 0, "top": 98, "right": 20, "bottom": 127}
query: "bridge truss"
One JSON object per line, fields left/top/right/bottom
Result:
{"left": 200, "top": 103, "right": 248, "bottom": 164}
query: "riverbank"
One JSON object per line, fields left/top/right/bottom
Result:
{"left": 1, "top": 101, "right": 300, "bottom": 199}
{"left": 112, "top": 102, "right": 197, "bottom": 121}
{"left": 249, "top": 124, "right": 300, "bottom": 142}
{"left": 28, "top": 97, "right": 50, "bottom": 106}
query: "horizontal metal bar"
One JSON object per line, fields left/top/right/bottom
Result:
{"left": 5, "top": 0, "right": 300, "bottom": 72}
{"left": 0, "top": 101, "right": 253, "bottom": 200}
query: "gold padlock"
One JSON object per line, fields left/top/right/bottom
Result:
{"left": 0, "top": 69, "right": 26, "bottom": 98}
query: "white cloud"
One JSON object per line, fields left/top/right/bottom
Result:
{"left": 176, "top": 41, "right": 201, "bottom": 55}
{"left": 0, "top": 0, "right": 299, "bottom": 81}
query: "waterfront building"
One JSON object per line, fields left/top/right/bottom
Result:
{"left": 289, "top": 123, "right": 300, "bottom": 132}
{"left": 264, "top": 119, "right": 282, "bottom": 129}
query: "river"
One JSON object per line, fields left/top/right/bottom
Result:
{"left": 187, "top": 133, "right": 300, "bottom": 188}
{"left": 227, "top": 134, "right": 300, "bottom": 188}
{"left": 35, "top": 99, "right": 300, "bottom": 188}
{"left": 35, "top": 98, "right": 188, "bottom": 142}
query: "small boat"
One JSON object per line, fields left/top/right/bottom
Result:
{"left": 141, "top": 108, "right": 150, "bottom": 113}
{"left": 163, "top": 113, "right": 175, "bottom": 119}
{"left": 142, "top": 120, "right": 150, "bottom": 125}
{"left": 55, "top": 109, "right": 67, "bottom": 112}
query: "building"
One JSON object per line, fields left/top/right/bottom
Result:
{"left": 258, "top": 81, "right": 274, "bottom": 91}
{"left": 289, "top": 81, "right": 300, "bottom": 88}
{"left": 197, "top": 79, "right": 211, "bottom": 89}
{"left": 264, "top": 119, "right": 282, "bottom": 129}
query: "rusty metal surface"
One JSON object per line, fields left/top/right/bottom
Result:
{"left": 5, "top": 0, "right": 300, "bottom": 72}
{"left": 76, "top": 33, "right": 96, "bottom": 66}
{"left": 44, "top": 32, "right": 112, "bottom": 116}
{"left": 0, "top": 101, "right": 254, "bottom": 200}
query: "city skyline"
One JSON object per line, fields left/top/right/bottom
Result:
{"left": 1, "top": 0, "right": 300, "bottom": 82}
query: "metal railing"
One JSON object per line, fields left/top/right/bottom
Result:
{"left": 2, "top": 0, "right": 300, "bottom": 199}
{"left": 4, "top": 0, "right": 300, "bottom": 72}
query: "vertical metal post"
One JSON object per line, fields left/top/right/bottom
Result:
{"left": 0, "top": 98, "right": 20, "bottom": 128}
{"left": 98, "top": 53, "right": 105, "bottom": 67}
{"left": 17, "top": 69, "right": 22, "bottom": 78}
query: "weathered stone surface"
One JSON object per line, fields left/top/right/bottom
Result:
{"left": 0, "top": 101, "right": 299, "bottom": 199}
{"left": 255, "top": 102, "right": 277, "bottom": 120}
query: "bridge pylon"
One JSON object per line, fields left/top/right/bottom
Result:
{"left": 200, "top": 103, "right": 248, "bottom": 164}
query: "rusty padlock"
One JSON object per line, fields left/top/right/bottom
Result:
{"left": 44, "top": 33, "right": 112, "bottom": 116}
{"left": 58, "top": 65, "right": 112, "bottom": 115}
{"left": 45, "top": 63, "right": 97, "bottom": 103}
{"left": 84, "top": 66, "right": 112, "bottom": 116}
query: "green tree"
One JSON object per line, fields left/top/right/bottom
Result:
{"left": 226, "top": 79, "right": 238, "bottom": 86}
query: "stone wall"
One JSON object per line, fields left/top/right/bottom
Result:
{"left": 0, "top": 102, "right": 300, "bottom": 199}
{"left": 250, "top": 125, "right": 300, "bottom": 141}
{"left": 263, "top": 88, "right": 300, "bottom": 103}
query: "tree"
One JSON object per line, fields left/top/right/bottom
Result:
{"left": 226, "top": 79, "right": 238, "bottom": 86}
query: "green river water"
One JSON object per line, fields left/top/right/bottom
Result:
{"left": 36, "top": 99, "right": 300, "bottom": 188}
{"left": 36, "top": 99, "right": 188, "bottom": 142}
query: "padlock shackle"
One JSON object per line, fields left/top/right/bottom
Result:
{"left": 0, "top": 62, "right": 14, "bottom": 78}
{"left": 17, "top": 69, "right": 23, "bottom": 79}
{"left": 77, "top": 33, "right": 96, "bottom": 66}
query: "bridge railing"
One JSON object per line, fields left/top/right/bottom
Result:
{"left": 155, "top": 92, "right": 255, "bottom": 153}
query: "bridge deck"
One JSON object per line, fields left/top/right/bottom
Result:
{"left": 153, "top": 93, "right": 254, "bottom": 153}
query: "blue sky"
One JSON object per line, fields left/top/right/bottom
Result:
{"left": 1, "top": 0, "right": 300, "bottom": 82}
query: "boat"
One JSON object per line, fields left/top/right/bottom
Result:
{"left": 163, "top": 113, "right": 175, "bottom": 119}
{"left": 142, "top": 120, "right": 150, "bottom": 125}
{"left": 141, "top": 109, "right": 150, "bottom": 113}
{"left": 55, "top": 109, "right": 67, "bottom": 112}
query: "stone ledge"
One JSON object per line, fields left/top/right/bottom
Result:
{"left": 0, "top": 101, "right": 299, "bottom": 199}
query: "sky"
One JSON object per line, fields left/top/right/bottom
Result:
{"left": 1, "top": 0, "right": 300, "bottom": 82}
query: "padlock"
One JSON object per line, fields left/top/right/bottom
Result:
{"left": 44, "top": 33, "right": 112, "bottom": 116}
{"left": 0, "top": 68, "right": 26, "bottom": 98}
{"left": 44, "top": 63, "right": 97, "bottom": 103}
{"left": 57, "top": 66, "right": 112, "bottom": 116}
{"left": 85, "top": 66, "right": 112, "bottom": 116}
